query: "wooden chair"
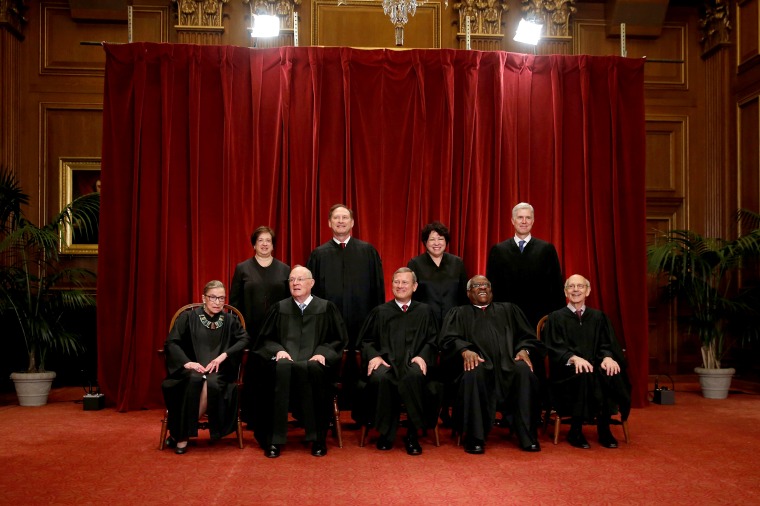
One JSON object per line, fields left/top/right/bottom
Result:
{"left": 537, "top": 314, "right": 630, "bottom": 445}
{"left": 329, "top": 349, "right": 349, "bottom": 448}
{"left": 158, "top": 303, "right": 248, "bottom": 450}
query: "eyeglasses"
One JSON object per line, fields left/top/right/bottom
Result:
{"left": 565, "top": 284, "right": 588, "bottom": 290}
{"left": 470, "top": 282, "right": 491, "bottom": 289}
{"left": 288, "top": 277, "right": 312, "bottom": 284}
{"left": 204, "top": 295, "right": 226, "bottom": 303}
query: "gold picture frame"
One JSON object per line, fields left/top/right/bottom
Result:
{"left": 59, "top": 157, "right": 101, "bottom": 255}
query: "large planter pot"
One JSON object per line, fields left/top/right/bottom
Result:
{"left": 694, "top": 367, "right": 735, "bottom": 399}
{"left": 9, "top": 371, "right": 56, "bottom": 406}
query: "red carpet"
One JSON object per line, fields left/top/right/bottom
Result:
{"left": 1, "top": 380, "right": 759, "bottom": 505}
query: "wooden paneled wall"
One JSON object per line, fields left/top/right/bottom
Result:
{"left": 1, "top": 0, "right": 759, "bottom": 377}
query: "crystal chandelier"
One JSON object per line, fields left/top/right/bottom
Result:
{"left": 382, "top": 0, "right": 421, "bottom": 46}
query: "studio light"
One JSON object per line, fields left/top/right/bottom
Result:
{"left": 251, "top": 14, "right": 280, "bottom": 38}
{"left": 513, "top": 18, "right": 542, "bottom": 46}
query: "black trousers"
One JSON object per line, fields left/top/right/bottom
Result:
{"left": 454, "top": 361, "right": 540, "bottom": 447}
{"left": 364, "top": 365, "right": 427, "bottom": 441}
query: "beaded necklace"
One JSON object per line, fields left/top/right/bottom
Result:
{"left": 199, "top": 313, "right": 224, "bottom": 330}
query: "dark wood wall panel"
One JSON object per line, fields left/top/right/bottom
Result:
{"left": 42, "top": 3, "right": 169, "bottom": 75}
{"left": 41, "top": 104, "right": 103, "bottom": 220}
{"left": 738, "top": 0, "right": 759, "bottom": 69}
{"left": 574, "top": 20, "right": 686, "bottom": 89}
{"left": 738, "top": 96, "right": 760, "bottom": 213}
{"left": 645, "top": 116, "right": 686, "bottom": 198}
{"left": 312, "top": 0, "right": 441, "bottom": 48}
{"left": 42, "top": 4, "right": 126, "bottom": 74}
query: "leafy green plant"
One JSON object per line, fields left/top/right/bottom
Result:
{"left": 0, "top": 167, "right": 99, "bottom": 372}
{"left": 647, "top": 210, "right": 760, "bottom": 369}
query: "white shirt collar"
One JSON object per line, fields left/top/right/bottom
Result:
{"left": 514, "top": 235, "right": 532, "bottom": 246}
{"left": 333, "top": 236, "right": 351, "bottom": 246}
{"left": 296, "top": 295, "right": 314, "bottom": 308}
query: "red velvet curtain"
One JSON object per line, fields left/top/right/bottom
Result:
{"left": 98, "top": 44, "right": 648, "bottom": 411}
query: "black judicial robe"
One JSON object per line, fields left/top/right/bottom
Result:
{"left": 485, "top": 237, "right": 565, "bottom": 327}
{"left": 357, "top": 300, "right": 439, "bottom": 432}
{"left": 229, "top": 257, "right": 290, "bottom": 339}
{"left": 440, "top": 303, "right": 545, "bottom": 441}
{"left": 407, "top": 252, "right": 468, "bottom": 329}
{"left": 544, "top": 307, "right": 631, "bottom": 421}
{"left": 162, "top": 307, "right": 250, "bottom": 441}
{"left": 229, "top": 257, "right": 290, "bottom": 426}
{"left": 440, "top": 303, "right": 544, "bottom": 394}
{"left": 307, "top": 238, "right": 385, "bottom": 346}
{"left": 254, "top": 296, "right": 349, "bottom": 444}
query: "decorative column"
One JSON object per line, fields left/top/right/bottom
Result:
{"left": 520, "top": 0, "right": 575, "bottom": 55}
{"left": 699, "top": 0, "right": 733, "bottom": 237}
{"left": 0, "top": 0, "right": 26, "bottom": 173}
{"left": 173, "top": 0, "right": 230, "bottom": 45}
{"left": 243, "top": 0, "right": 301, "bottom": 48}
{"left": 452, "top": 0, "right": 509, "bottom": 51}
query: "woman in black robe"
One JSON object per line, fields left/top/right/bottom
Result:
{"left": 407, "top": 221, "right": 468, "bottom": 425}
{"left": 230, "top": 226, "right": 290, "bottom": 426}
{"left": 162, "top": 280, "right": 250, "bottom": 454}
{"left": 407, "top": 221, "right": 468, "bottom": 329}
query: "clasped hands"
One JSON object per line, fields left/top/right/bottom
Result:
{"left": 184, "top": 352, "right": 228, "bottom": 374}
{"left": 569, "top": 355, "right": 620, "bottom": 376}
{"left": 367, "top": 356, "right": 427, "bottom": 376}
{"left": 275, "top": 350, "right": 326, "bottom": 366}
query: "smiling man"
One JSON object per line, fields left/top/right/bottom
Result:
{"left": 356, "top": 267, "right": 439, "bottom": 455}
{"left": 307, "top": 204, "right": 385, "bottom": 421}
{"left": 485, "top": 202, "right": 565, "bottom": 328}
{"left": 440, "top": 275, "right": 545, "bottom": 454}
{"left": 543, "top": 274, "right": 631, "bottom": 449}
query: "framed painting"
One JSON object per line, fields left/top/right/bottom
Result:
{"left": 59, "top": 157, "right": 100, "bottom": 255}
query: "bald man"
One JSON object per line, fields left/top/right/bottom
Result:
{"left": 543, "top": 274, "right": 631, "bottom": 449}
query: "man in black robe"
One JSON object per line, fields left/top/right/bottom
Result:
{"left": 357, "top": 267, "right": 439, "bottom": 455}
{"left": 440, "top": 275, "right": 545, "bottom": 454}
{"left": 543, "top": 274, "right": 631, "bottom": 449}
{"left": 254, "top": 265, "right": 349, "bottom": 458}
{"left": 307, "top": 203, "right": 385, "bottom": 416}
{"left": 486, "top": 202, "right": 565, "bottom": 328}
{"left": 307, "top": 203, "right": 385, "bottom": 348}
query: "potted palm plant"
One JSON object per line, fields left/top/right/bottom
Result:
{"left": 0, "top": 167, "right": 99, "bottom": 406}
{"left": 647, "top": 210, "right": 760, "bottom": 398}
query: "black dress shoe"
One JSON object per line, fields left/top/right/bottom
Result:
{"left": 598, "top": 433, "right": 619, "bottom": 448}
{"left": 164, "top": 436, "right": 177, "bottom": 449}
{"left": 464, "top": 438, "right": 485, "bottom": 455}
{"left": 404, "top": 435, "right": 422, "bottom": 456}
{"left": 376, "top": 436, "right": 394, "bottom": 451}
{"left": 175, "top": 444, "right": 188, "bottom": 455}
{"left": 311, "top": 441, "right": 328, "bottom": 457}
{"left": 264, "top": 444, "right": 281, "bottom": 458}
{"left": 521, "top": 441, "right": 541, "bottom": 452}
{"left": 567, "top": 431, "right": 591, "bottom": 449}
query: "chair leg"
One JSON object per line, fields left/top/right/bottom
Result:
{"left": 333, "top": 395, "right": 343, "bottom": 448}
{"left": 159, "top": 410, "right": 169, "bottom": 450}
{"left": 359, "top": 425, "right": 368, "bottom": 447}
{"left": 553, "top": 415, "right": 561, "bottom": 445}
{"left": 622, "top": 420, "right": 630, "bottom": 443}
{"left": 236, "top": 418, "right": 244, "bottom": 449}
{"left": 433, "top": 420, "right": 440, "bottom": 447}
